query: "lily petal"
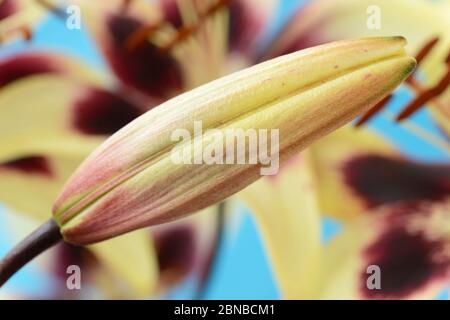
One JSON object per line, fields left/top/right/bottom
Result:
{"left": 318, "top": 199, "right": 450, "bottom": 299}
{"left": 3, "top": 208, "right": 158, "bottom": 299}
{"left": 227, "top": 0, "right": 278, "bottom": 55}
{"left": 151, "top": 204, "right": 222, "bottom": 294}
{"left": 0, "top": 152, "right": 86, "bottom": 221}
{"left": 52, "top": 37, "right": 415, "bottom": 245}
{"left": 159, "top": 0, "right": 182, "bottom": 28}
{"left": 0, "top": 51, "right": 103, "bottom": 89}
{"left": 77, "top": 0, "right": 183, "bottom": 100}
{"left": 431, "top": 89, "right": 450, "bottom": 137}
{"left": 88, "top": 230, "right": 159, "bottom": 298}
{"left": 0, "top": 0, "right": 44, "bottom": 43}
{"left": 237, "top": 152, "right": 321, "bottom": 299}
{"left": 309, "top": 126, "right": 450, "bottom": 220}
{"left": 265, "top": 0, "right": 450, "bottom": 132}
{"left": 0, "top": 75, "right": 143, "bottom": 162}
{"left": 0, "top": 73, "right": 145, "bottom": 219}
{"left": 266, "top": 0, "right": 450, "bottom": 64}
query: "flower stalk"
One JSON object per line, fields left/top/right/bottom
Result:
{"left": 0, "top": 219, "right": 62, "bottom": 287}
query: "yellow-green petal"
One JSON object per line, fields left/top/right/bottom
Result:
{"left": 317, "top": 199, "right": 450, "bottom": 300}
{"left": 237, "top": 152, "right": 321, "bottom": 299}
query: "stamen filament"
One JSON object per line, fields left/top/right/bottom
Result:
{"left": 34, "top": 0, "right": 66, "bottom": 19}
{"left": 357, "top": 37, "right": 450, "bottom": 125}
{"left": 397, "top": 63, "right": 450, "bottom": 121}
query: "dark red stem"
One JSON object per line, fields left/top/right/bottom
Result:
{"left": 0, "top": 219, "right": 62, "bottom": 288}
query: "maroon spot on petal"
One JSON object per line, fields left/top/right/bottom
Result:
{"left": 73, "top": 87, "right": 143, "bottom": 135}
{"left": 52, "top": 243, "right": 87, "bottom": 280}
{"left": 0, "top": 155, "right": 52, "bottom": 177}
{"left": 0, "top": 53, "right": 63, "bottom": 88}
{"left": 342, "top": 155, "right": 450, "bottom": 209}
{"left": 50, "top": 242, "right": 98, "bottom": 299}
{"left": 105, "top": 14, "right": 183, "bottom": 99}
{"left": 154, "top": 226, "right": 196, "bottom": 285}
{"left": 0, "top": 0, "right": 17, "bottom": 21}
{"left": 360, "top": 204, "right": 450, "bottom": 299}
{"left": 161, "top": 0, "right": 183, "bottom": 28}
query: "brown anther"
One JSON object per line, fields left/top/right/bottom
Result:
{"left": 124, "top": 24, "right": 160, "bottom": 52}
{"left": 124, "top": 0, "right": 233, "bottom": 53}
{"left": 0, "top": 25, "right": 32, "bottom": 44}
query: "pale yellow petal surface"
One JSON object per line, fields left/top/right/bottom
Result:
{"left": 237, "top": 152, "right": 321, "bottom": 299}
{"left": 317, "top": 200, "right": 450, "bottom": 300}
{"left": 151, "top": 205, "right": 220, "bottom": 294}
{"left": 431, "top": 91, "right": 450, "bottom": 137}
{"left": 0, "top": 152, "right": 87, "bottom": 221}
{"left": 270, "top": 0, "right": 449, "bottom": 81}
{"left": 0, "top": 75, "right": 114, "bottom": 162}
{"left": 88, "top": 230, "right": 159, "bottom": 298}
{"left": 268, "top": 0, "right": 450, "bottom": 138}
{"left": 309, "top": 126, "right": 397, "bottom": 220}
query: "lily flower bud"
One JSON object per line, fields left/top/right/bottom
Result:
{"left": 53, "top": 37, "right": 416, "bottom": 244}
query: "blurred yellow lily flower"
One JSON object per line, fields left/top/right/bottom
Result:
{"left": 231, "top": 0, "right": 450, "bottom": 300}
{"left": 265, "top": 0, "right": 450, "bottom": 134}
{"left": 0, "top": 0, "right": 280, "bottom": 297}
{"left": 0, "top": 0, "right": 46, "bottom": 43}
{"left": 238, "top": 126, "right": 450, "bottom": 299}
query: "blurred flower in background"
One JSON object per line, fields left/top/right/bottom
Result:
{"left": 0, "top": 0, "right": 449, "bottom": 299}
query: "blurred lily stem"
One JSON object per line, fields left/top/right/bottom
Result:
{"left": 0, "top": 219, "right": 62, "bottom": 287}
